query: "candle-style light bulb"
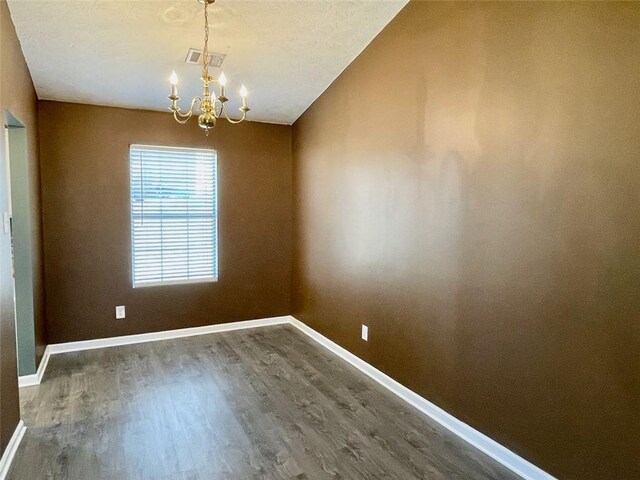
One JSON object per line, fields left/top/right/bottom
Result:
{"left": 169, "top": 71, "right": 178, "bottom": 98}
{"left": 239, "top": 85, "right": 248, "bottom": 108}
{"left": 218, "top": 72, "right": 228, "bottom": 100}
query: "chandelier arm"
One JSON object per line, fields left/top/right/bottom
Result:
{"left": 222, "top": 108, "right": 247, "bottom": 124}
{"left": 173, "top": 111, "right": 193, "bottom": 124}
{"left": 173, "top": 97, "right": 202, "bottom": 121}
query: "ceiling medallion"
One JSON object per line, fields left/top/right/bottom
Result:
{"left": 167, "top": 0, "right": 250, "bottom": 135}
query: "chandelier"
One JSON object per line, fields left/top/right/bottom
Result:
{"left": 168, "top": 0, "right": 250, "bottom": 135}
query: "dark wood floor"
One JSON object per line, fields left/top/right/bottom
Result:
{"left": 10, "top": 325, "right": 519, "bottom": 479}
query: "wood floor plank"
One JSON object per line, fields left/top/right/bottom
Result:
{"left": 8, "top": 325, "right": 520, "bottom": 480}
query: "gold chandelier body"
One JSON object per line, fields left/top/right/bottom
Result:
{"left": 168, "top": 0, "right": 250, "bottom": 135}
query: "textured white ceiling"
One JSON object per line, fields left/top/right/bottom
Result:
{"left": 7, "top": 0, "right": 408, "bottom": 124}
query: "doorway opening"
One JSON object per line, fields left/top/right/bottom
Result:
{"left": 4, "top": 111, "right": 37, "bottom": 378}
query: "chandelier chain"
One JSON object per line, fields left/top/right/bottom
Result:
{"left": 202, "top": 1, "right": 209, "bottom": 78}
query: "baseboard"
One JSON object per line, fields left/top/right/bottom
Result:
{"left": 17, "top": 374, "right": 37, "bottom": 388}
{"left": 288, "top": 316, "right": 556, "bottom": 480}
{"left": 47, "top": 316, "right": 291, "bottom": 355}
{"left": 0, "top": 420, "right": 26, "bottom": 480}
{"left": 17, "top": 314, "right": 554, "bottom": 480}
{"left": 18, "top": 317, "right": 289, "bottom": 388}
{"left": 18, "top": 346, "right": 51, "bottom": 388}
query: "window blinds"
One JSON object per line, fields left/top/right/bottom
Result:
{"left": 130, "top": 145, "right": 218, "bottom": 287}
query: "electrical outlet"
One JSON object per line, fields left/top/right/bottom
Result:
{"left": 361, "top": 324, "right": 368, "bottom": 342}
{"left": 115, "top": 305, "right": 126, "bottom": 319}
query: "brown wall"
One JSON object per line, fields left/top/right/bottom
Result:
{"left": 39, "top": 101, "right": 291, "bottom": 343}
{"left": 292, "top": 2, "right": 640, "bottom": 479}
{"left": 0, "top": 0, "right": 45, "bottom": 452}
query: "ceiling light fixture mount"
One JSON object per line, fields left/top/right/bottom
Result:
{"left": 168, "top": 0, "right": 250, "bottom": 135}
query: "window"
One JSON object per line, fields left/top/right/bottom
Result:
{"left": 130, "top": 145, "right": 218, "bottom": 287}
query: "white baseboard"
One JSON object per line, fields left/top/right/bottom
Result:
{"left": 18, "top": 346, "right": 51, "bottom": 388}
{"left": 18, "top": 314, "right": 554, "bottom": 480}
{"left": 17, "top": 374, "right": 37, "bottom": 388}
{"left": 47, "top": 316, "right": 290, "bottom": 355}
{"left": 288, "top": 317, "right": 556, "bottom": 480}
{"left": 18, "top": 316, "right": 289, "bottom": 388}
{"left": 0, "top": 420, "right": 26, "bottom": 480}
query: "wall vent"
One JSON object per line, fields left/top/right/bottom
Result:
{"left": 185, "top": 48, "right": 226, "bottom": 68}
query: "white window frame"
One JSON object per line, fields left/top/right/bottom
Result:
{"left": 129, "top": 144, "right": 219, "bottom": 288}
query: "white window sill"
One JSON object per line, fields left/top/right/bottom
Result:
{"left": 133, "top": 277, "right": 218, "bottom": 289}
